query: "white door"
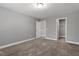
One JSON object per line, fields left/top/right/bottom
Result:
{"left": 40, "top": 20, "right": 46, "bottom": 37}
{"left": 36, "top": 21, "right": 41, "bottom": 38}
{"left": 36, "top": 20, "right": 46, "bottom": 38}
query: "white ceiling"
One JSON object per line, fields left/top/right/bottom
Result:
{"left": 0, "top": 3, "right": 79, "bottom": 19}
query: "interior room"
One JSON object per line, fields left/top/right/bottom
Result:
{"left": 0, "top": 3, "right": 79, "bottom": 56}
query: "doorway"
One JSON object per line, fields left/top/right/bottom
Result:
{"left": 56, "top": 17, "right": 67, "bottom": 41}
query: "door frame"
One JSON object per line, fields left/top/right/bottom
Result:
{"left": 56, "top": 17, "right": 67, "bottom": 41}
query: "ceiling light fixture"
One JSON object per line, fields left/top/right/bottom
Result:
{"left": 33, "top": 3, "right": 47, "bottom": 8}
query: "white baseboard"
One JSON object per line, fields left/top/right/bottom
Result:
{"left": 45, "top": 37, "right": 57, "bottom": 40}
{"left": 46, "top": 37, "right": 79, "bottom": 45}
{"left": 0, "top": 37, "right": 36, "bottom": 49}
{"left": 66, "top": 40, "right": 79, "bottom": 45}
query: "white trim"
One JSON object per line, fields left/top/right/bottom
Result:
{"left": 0, "top": 37, "right": 36, "bottom": 49}
{"left": 46, "top": 37, "right": 79, "bottom": 45}
{"left": 56, "top": 17, "right": 67, "bottom": 41}
{"left": 66, "top": 40, "right": 79, "bottom": 45}
{"left": 45, "top": 37, "right": 56, "bottom": 40}
{"left": 65, "top": 17, "right": 68, "bottom": 42}
{"left": 56, "top": 18, "right": 59, "bottom": 40}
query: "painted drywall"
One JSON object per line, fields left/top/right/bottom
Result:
{"left": 45, "top": 11, "right": 79, "bottom": 43}
{"left": 67, "top": 11, "right": 79, "bottom": 42}
{"left": 0, "top": 7, "right": 36, "bottom": 46}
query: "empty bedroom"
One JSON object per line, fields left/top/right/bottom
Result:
{"left": 0, "top": 3, "right": 79, "bottom": 56}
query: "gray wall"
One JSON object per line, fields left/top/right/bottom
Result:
{"left": 0, "top": 7, "right": 36, "bottom": 46}
{"left": 45, "top": 11, "right": 79, "bottom": 43}
{"left": 67, "top": 11, "right": 79, "bottom": 42}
